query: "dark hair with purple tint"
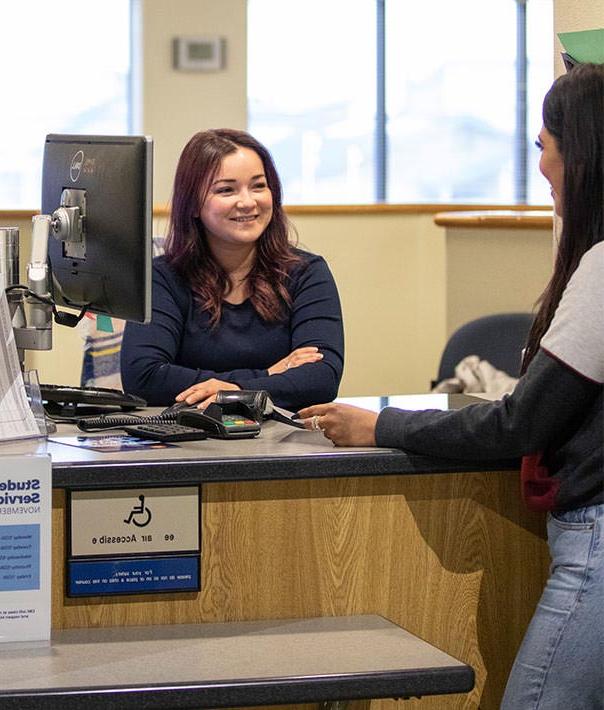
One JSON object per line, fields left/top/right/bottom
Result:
{"left": 165, "top": 128, "right": 300, "bottom": 326}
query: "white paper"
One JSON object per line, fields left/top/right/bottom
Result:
{"left": 0, "top": 455, "right": 52, "bottom": 644}
{"left": 0, "top": 290, "right": 40, "bottom": 441}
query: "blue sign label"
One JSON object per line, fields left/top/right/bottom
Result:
{"left": 0, "top": 524, "right": 40, "bottom": 592}
{"left": 67, "top": 555, "right": 199, "bottom": 596}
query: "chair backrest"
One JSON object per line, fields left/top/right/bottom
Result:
{"left": 437, "top": 312, "right": 534, "bottom": 383}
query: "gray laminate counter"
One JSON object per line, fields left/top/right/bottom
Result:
{"left": 1, "top": 418, "right": 516, "bottom": 489}
{"left": 0, "top": 615, "right": 474, "bottom": 709}
{"left": 0, "top": 394, "right": 516, "bottom": 489}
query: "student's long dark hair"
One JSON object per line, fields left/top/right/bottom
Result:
{"left": 522, "top": 63, "right": 604, "bottom": 372}
{"left": 165, "top": 129, "right": 300, "bottom": 326}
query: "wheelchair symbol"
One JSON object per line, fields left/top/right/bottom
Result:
{"left": 124, "top": 495, "right": 152, "bottom": 527}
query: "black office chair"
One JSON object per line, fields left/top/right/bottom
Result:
{"left": 435, "top": 312, "right": 534, "bottom": 385}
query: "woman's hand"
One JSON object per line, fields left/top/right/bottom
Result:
{"left": 296, "top": 403, "right": 378, "bottom": 447}
{"left": 175, "top": 379, "right": 241, "bottom": 408}
{"left": 268, "top": 347, "right": 323, "bottom": 375}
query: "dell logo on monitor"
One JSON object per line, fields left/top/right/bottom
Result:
{"left": 70, "top": 150, "right": 84, "bottom": 182}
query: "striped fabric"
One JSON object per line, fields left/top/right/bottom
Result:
{"left": 80, "top": 317, "right": 127, "bottom": 389}
{"left": 80, "top": 236, "right": 165, "bottom": 389}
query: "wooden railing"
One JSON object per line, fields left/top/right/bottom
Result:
{"left": 434, "top": 209, "right": 553, "bottom": 230}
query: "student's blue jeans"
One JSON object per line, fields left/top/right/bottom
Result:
{"left": 501, "top": 504, "right": 604, "bottom": 709}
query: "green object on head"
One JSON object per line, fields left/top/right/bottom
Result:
{"left": 558, "top": 28, "right": 604, "bottom": 65}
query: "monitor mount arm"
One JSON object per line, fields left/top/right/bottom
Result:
{"left": 8, "top": 189, "right": 88, "bottom": 369}
{"left": 50, "top": 188, "right": 87, "bottom": 259}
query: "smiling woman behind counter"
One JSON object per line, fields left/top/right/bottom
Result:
{"left": 121, "top": 128, "right": 344, "bottom": 411}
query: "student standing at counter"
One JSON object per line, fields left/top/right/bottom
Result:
{"left": 299, "top": 63, "right": 604, "bottom": 709}
{"left": 121, "top": 129, "right": 344, "bottom": 410}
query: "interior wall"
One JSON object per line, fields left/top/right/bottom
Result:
{"left": 444, "top": 227, "right": 553, "bottom": 337}
{"left": 289, "top": 212, "right": 447, "bottom": 396}
{"left": 141, "top": 0, "right": 248, "bottom": 205}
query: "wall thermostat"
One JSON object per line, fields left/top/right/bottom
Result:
{"left": 173, "top": 36, "right": 225, "bottom": 71}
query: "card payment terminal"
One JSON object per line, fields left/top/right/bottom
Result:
{"left": 177, "top": 402, "right": 261, "bottom": 439}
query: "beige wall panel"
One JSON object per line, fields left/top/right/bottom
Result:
{"left": 290, "top": 212, "right": 446, "bottom": 396}
{"left": 142, "top": 0, "right": 248, "bottom": 205}
{"left": 444, "top": 227, "right": 554, "bottom": 337}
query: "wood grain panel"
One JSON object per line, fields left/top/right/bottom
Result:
{"left": 52, "top": 471, "right": 548, "bottom": 709}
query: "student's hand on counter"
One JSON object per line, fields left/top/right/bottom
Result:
{"left": 268, "top": 347, "right": 323, "bottom": 375}
{"left": 176, "top": 379, "right": 241, "bottom": 408}
{"left": 297, "top": 403, "right": 378, "bottom": 447}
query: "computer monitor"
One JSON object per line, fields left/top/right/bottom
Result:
{"left": 42, "top": 134, "right": 153, "bottom": 323}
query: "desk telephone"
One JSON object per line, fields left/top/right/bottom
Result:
{"left": 78, "top": 390, "right": 277, "bottom": 440}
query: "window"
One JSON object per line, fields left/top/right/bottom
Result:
{"left": 248, "top": 0, "right": 376, "bottom": 204}
{"left": 0, "top": 1, "right": 132, "bottom": 209}
{"left": 248, "top": 0, "right": 553, "bottom": 205}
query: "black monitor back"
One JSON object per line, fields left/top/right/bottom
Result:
{"left": 43, "top": 134, "right": 152, "bottom": 323}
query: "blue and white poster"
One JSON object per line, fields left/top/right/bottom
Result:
{"left": 0, "top": 455, "right": 51, "bottom": 644}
